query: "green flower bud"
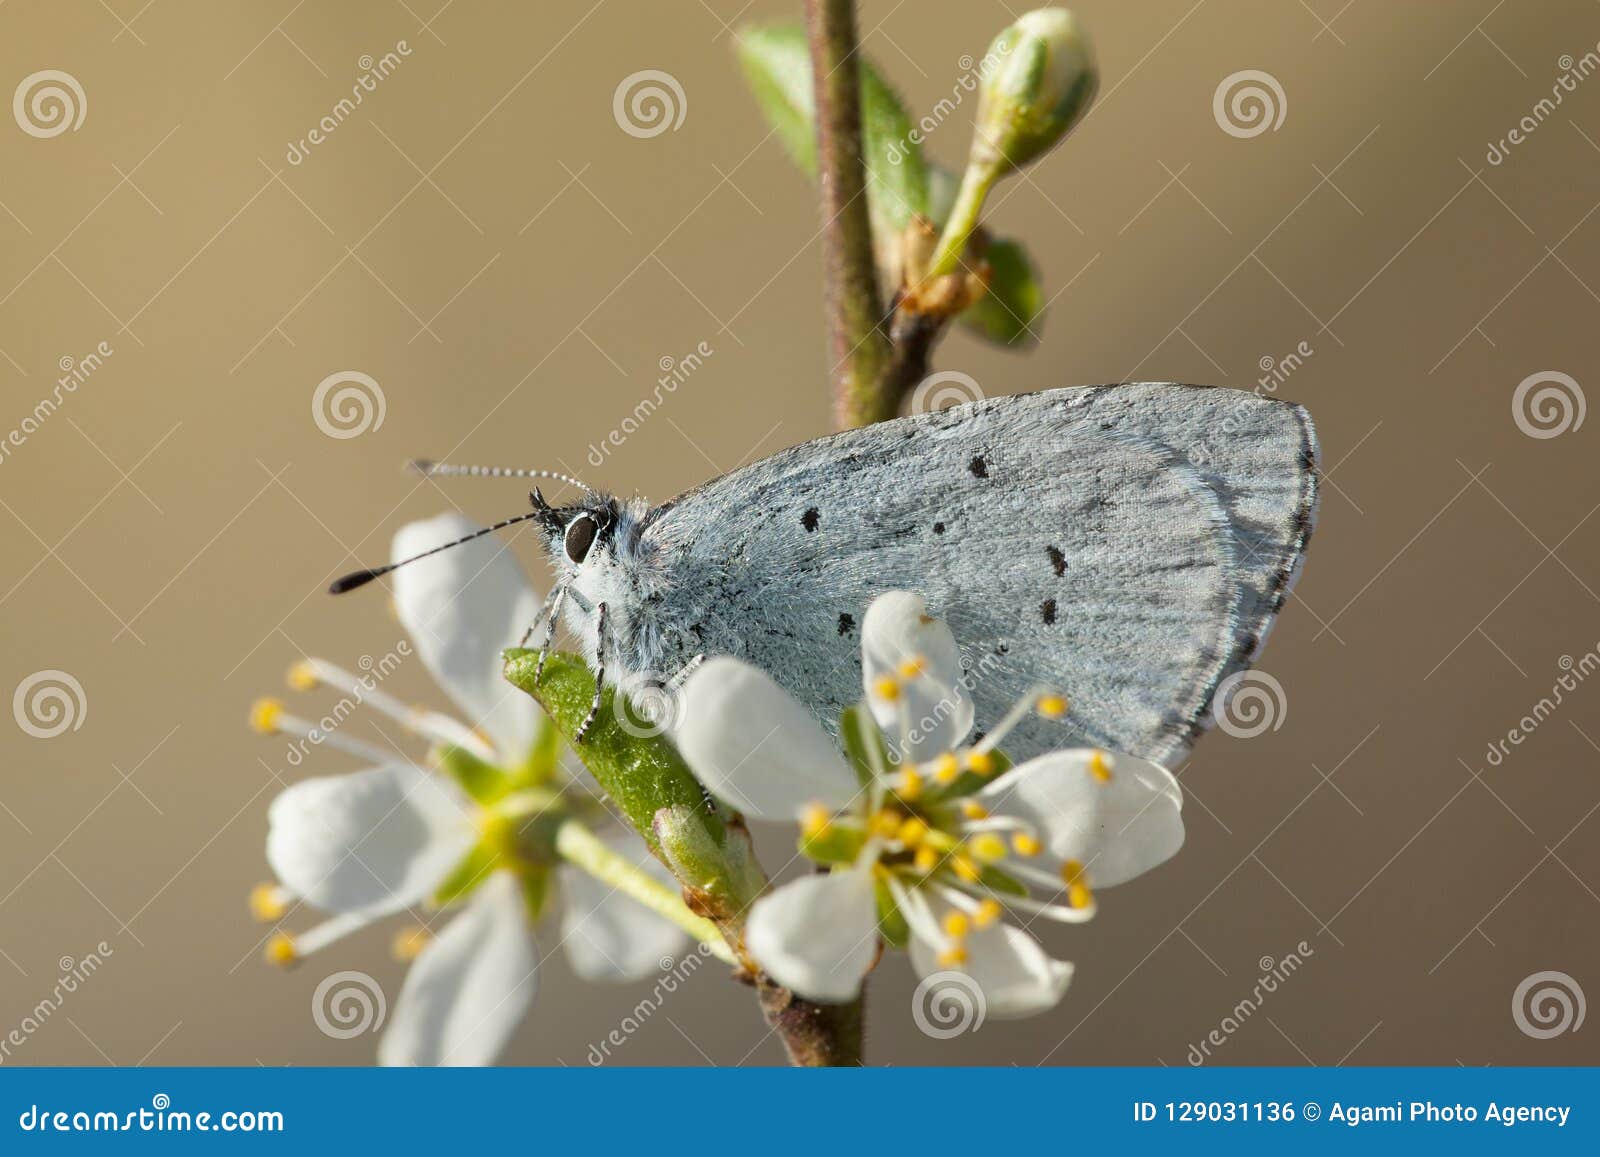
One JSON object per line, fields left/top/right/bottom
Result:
{"left": 970, "top": 8, "right": 1097, "bottom": 177}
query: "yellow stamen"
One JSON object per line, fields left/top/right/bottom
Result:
{"left": 1036, "top": 693, "right": 1069, "bottom": 719}
{"left": 897, "top": 817, "right": 928, "bottom": 848}
{"left": 869, "top": 810, "right": 903, "bottom": 840}
{"left": 873, "top": 676, "right": 901, "bottom": 702}
{"left": 942, "top": 911, "right": 971, "bottom": 938}
{"left": 1061, "top": 859, "right": 1086, "bottom": 887}
{"left": 966, "top": 749, "right": 996, "bottom": 776}
{"left": 914, "top": 845, "right": 940, "bottom": 873}
{"left": 897, "top": 656, "right": 927, "bottom": 679}
{"left": 1011, "top": 832, "right": 1042, "bottom": 857}
{"left": 896, "top": 768, "right": 923, "bottom": 801}
{"left": 1089, "top": 750, "right": 1114, "bottom": 783}
{"left": 1069, "top": 882, "right": 1094, "bottom": 909}
{"left": 936, "top": 945, "right": 968, "bottom": 967}
{"left": 801, "top": 804, "right": 832, "bottom": 839}
{"left": 249, "top": 698, "right": 285, "bottom": 735}
{"left": 969, "top": 833, "right": 1008, "bottom": 863}
{"left": 974, "top": 898, "right": 1003, "bottom": 928}
{"left": 933, "top": 752, "right": 962, "bottom": 784}
{"left": 248, "top": 883, "right": 288, "bottom": 922}
{"left": 286, "top": 660, "right": 320, "bottom": 691}
{"left": 391, "top": 926, "right": 433, "bottom": 962}
{"left": 951, "top": 854, "right": 981, "bottom": 883}
{"left": 960, "top": 800, "right": 989, "bottom": 821}
{"left": 264, "top": 932, "right": 298, "bottom": 968}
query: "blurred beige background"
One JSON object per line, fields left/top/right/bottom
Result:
{"left": 2, "top": 0, "right": 1598, "bottom": 1066}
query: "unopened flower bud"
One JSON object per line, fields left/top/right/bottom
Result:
{"left": 970, "top": 8, "right": 1097, "bottom": 177}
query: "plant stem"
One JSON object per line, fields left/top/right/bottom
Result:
{"left": 805, "top": 0, "right": 893, "bottom": 430}
{"left": 924, "top": 160, "right": 999, "bottom": 281}
{"left": 554, "top": 819, "right": 737, "bottom": 965}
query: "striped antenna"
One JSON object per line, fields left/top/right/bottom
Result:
{"left": 410, "top": 459, "right": 599, "bottom": 500}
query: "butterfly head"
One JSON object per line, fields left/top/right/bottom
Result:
{"left": 532, "top": 487, "right": 622, "bottom": 579}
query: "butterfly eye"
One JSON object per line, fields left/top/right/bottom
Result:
{"left": 564, "top": 514, "right": 599, "bottom": 564}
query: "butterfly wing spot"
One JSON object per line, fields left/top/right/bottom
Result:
{"left": 837, "top": 612, "right": 855, "bottom": 636}
{"left": 933, "top": 521, "right": 946, "bottom": 535}
{"left": 802, "top": 507, "right": 820, "bottom": 532}
{"left": 969, "top": 456, "right": 988, "bottom": 478}
{"left": 1040, "top": 598, "right": 1057, "bottom": 625}
{"left": 1047, "top": 545, "right": 1066, "bottom": 576}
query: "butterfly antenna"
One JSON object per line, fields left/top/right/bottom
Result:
{"left": 410, "top": 459, "right": 600, "bottom": 500}
{"left": 328, "top": 510, "right": 544, "bottom": 595}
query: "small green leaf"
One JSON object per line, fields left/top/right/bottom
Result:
{"left": 503, "top": 650, "right": 725, "bottom": 851}
{"left": 960, "top": 237, "right": 1043, "bottom": 347}
{"left": 735, "top": 24, "right": 929, "bottom": 241}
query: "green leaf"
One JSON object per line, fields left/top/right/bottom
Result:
{"left": 503, "top": 650, "right": 725, "bottom": 852}
{"left": 960, "top": 237, "right": 1043, "bottom": 347}
{"left": 735, "top": 24, "right": 929, "bottom": 241}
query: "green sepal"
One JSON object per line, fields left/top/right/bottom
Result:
{"left": 433, "top": 744, "right": 511, "bottom": 806}
{"left": 874, "top": 874, "right": 910, "bottom": 948}
{"left": 977, "top": 861, "right": 1028, "bottom": 898}
{"left": 840, "top": 703, "right": 892, "bottom": 787}
{"left": 960, "top": 237, "right": 1043, "bottom": 347}
{"left": 503, "top": 650, "right": 725, "bottom": 852}
{"left": 925, "top": 748, "right": 1015, "bottom": 805}
{"left": 799, "top": 822, "right": 867, "bottom": 866}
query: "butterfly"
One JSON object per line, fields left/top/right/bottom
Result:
{"left": 333, "top": 383, "right": 1317, "bottom": 765}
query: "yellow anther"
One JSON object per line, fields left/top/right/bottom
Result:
{"left": 974, "top": 898, "right": 1003, "bottom": 928}
{"left": 897, "top": 817, "right": 928, "bottom": 847}
{"left": 966, "top": 749, "right": 996, "bottom": 776}
{"left": 960, "top": 800, "right": 989, "bottom": 821}
{"left": 1011, "top": 832, "right": 1042, "bottom": 857}
{"left": 873, "top": 676, "right": 901, "bottom": 702}
{"left": 249, "top": 698, "right": 285, "bottom": 735}
{"left": 1036, "top": 693, "right": 1069, "bottom": 719}
{"left": 897, "top": 655, "right": 928, "bottom": 679}
{"left": 248, "top": 883, "right": 288, "bottom": 922}
{"left": 1068, "top": 882, "right": 1094, "bottom": 910}
{"left": 1061, "top": 859, "right": 1086, "bottom": 887}
{"left": 1089, "top": 750, "right": 1114, "bottom": 783}
{"left": 801, "top": 804, "right": 833, "bottom": 839}
{"left": 286, "top": 660, "right": 320, "bottom": 691}
{"left": 933, "top": 752, "right": 962, "bottom": 784}
{"left": 951, "top": 854, "right": 981, "bottom": 883}
{"left": 869, "top": 810, "right": 903, "bottom": 840}
{"left": 936, "top": 945, "right": 968, "bottom": 967}
{"left": 391, "top": 927, "right": 433, "bottom": 962}
{"left": 942, "top": 911, "right": 971, "bottom": 938}
{"left": 914, "top": 845, "right": 941, "bottom": 873}
{"left": 264, "top": 932, "right": 299, "bottom": 968}
{"left": 896, "top": 768, "right": 923, "bottom": 801}
{"left": 969, "top": 833, "right": 1008, "bottom": 863}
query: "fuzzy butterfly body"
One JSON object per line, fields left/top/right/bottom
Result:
{"left": 533, "top": 383, "right": 1317, "bottom": 765}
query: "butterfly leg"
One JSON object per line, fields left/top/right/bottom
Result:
{"left": 664, "top": 654, "right": 705, "bottom": 695}
{"left": 529, "top": 584, "right": 569, "bottom": 685}
{"left": 520, "top": 584, "right": 560, "bottom": 648}
{"left": 575, "top": 600, "right": 607, "bottom": 744}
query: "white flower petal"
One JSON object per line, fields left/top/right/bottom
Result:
{"left": 909, "top": 911, "right": 1073, "bottom": 1019}
{"left": 266, "top": 763, "right": 476, "bottom": 917}
{"left": 560, "top": 831, "right": 689, "bottom": 982}
{"left": 674, "top": 657, "right": 858, "bottom": 819}
{"left": 391, "top": 513, "right": 543, "bottom": 762}
{"left": 977, "top": 749, "right": 1184, "bottom": 887}
{"left": 378, "top": 872, "right": 537, "bottom": 1067}
{"left": 861, "top": 591, "right": 973, "bottom": 760}
{"left": 745, "top": 867, "right": 880, "bottom": 1003}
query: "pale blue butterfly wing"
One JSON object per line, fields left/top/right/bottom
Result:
{"left": 640, "top": 384, "right": 1317, "bottom": 765}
